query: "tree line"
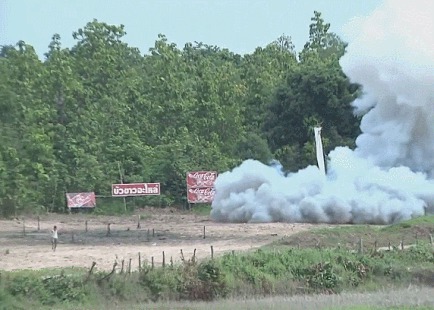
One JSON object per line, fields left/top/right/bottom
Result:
{"left": 0, "top": 11, "right": 361, "bottom": 215}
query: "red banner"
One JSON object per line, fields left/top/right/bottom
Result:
{"left": 66, "top": 192, "right": 96, "bottom": 209}
{"left": 187, "top": 187, "right": 216, "bottom": 203}
{"left": 186, "top": 171, "right": 218, "bottom": 188}
{"left": 112, "top": 183, "right": 160, "bottom": 197}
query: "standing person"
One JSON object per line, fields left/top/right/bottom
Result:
{"left": 51, "top": 225, "right": 58, "bottom": 252}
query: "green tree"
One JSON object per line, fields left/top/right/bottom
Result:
{"left": 265, "top": 13, "right": 360, "bottom": 171}
{"left": 0, "top": 15, "right": 365, "bottom": 215}
{"left": 300, "top": 11, "right": 347, "bottom": 62}
{"left": 0, "top": 42, "right": 57, "bottom": 214}
{"left": 241, "top": 37, "right": 297, "bottom": 133}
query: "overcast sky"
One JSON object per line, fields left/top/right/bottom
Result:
{"left": 1, "top": 0, "right": 381, "bottom": 58}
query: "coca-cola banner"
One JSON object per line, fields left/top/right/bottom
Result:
{"left": 187, "top": 187, "right": 216, "bottom": 203}
{"left": 66, "top": 192, "right": 96, "bottom": 209}
{"left": 186, "top": 171, "right": 218, "bottom": 188}
{"left": 112, "top": 183, "right": 160, "bottom": 197}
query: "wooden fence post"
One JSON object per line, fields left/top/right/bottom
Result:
{"left": 128, "top": 258, "right": 132, "bottom": 274}
{"left": 211, "top": 245, "right": 214, "bottom": 260}
{"left": 85, "top": 220, "right": 88, "bottom": 233}
{"left": 203, "top": 226, "right": 206, "bottom": 239}
{"left": 106, "top": 223, "right": 111, "bottom": 236}
{"left": 400, "top": 240, "right": 404, "bottom": 250}
{"left": 85, "top": 262, "right": 97, "bottom": 282}
{"left": 121, "top": 259, "right": 125, "bottom": 273}
{"left": 162, "top": 251, "right": 166, "bottom": 268}
{"left": 138, "top": 252, "right": 141, "bottom": 272}
{"left": 358, "top": 237, "right": 363, "bottom": 255}
{"left": 151, "top": 256, "right": 154, "bottom": 269}
{"left": 137, "top": 215, "right": 141, "bottom": 229}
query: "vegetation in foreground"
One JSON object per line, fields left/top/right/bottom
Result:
{"left": 270, "top": 215, "right": 434, "bottom": 250}
{"left": 1, "top": 217, "right": 433, "bottom": 309}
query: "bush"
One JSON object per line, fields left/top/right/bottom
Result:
{"left": 176, "top": 259, "right": 227, "bottom": 301}
{"left": 6, "top": 273, "right": 88, "bottom": 306}
{"left": 139, "top": 267, "right": 178, "bottom": 301}
{"left": 304, "top": 262, "right": 341, "bottom": 293}
{"left": 2, "top": 243, "right": 434, "bottom": 307}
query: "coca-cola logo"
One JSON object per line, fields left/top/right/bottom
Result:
{"left": 70, "top": 195, "right": 91, "bottom": 205}
{"left": 66, "top": 193, "right": 96, "bottom": 208}
{"left": 187, "top": 171, "right": 217, "bottom": 187}
{"left": 188, "top": 172, "right": 217, "bottom": 180}
{"left": 189, "top": 187, "right": 215, "bottom": 196}
{"left": 187, "top": 187, "right": 215, "bottom": 203}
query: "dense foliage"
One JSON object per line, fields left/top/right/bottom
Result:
{"left": 1, "top": 243, "right": 433, "bottom": 308}
{"left": 0, "top": 12, "right": 361, "bottom": 215}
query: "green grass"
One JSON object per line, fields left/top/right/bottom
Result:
{"left": 270, "top": 215, "right": 434, "bottom": 251}
{"left": 382, "top": 215, "right": 434, "bottom": 232}
{"left": 189, "top": 204, "right": 212, "bottom": 216}
{"left": 4, "top": 238, "right": 433, "bottom": 308}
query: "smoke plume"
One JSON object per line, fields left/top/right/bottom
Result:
{"left": 211, "top": 0, "right": 434, "bottom": 224}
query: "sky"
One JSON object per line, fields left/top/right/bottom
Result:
{"left": 0, "top": 0, "right": 382, "bottom": 59}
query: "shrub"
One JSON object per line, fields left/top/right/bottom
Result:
{"left": 304, "top": 262, "right": 341, "bottom": 293}
{"left": 139, "top": 266, "right": 178, "bottom": 301}
{"left": 176, "top": 259, "right": 227, "bottom": 301}
{"left": 6, "top": 273, "right": 88, "bottom": 306}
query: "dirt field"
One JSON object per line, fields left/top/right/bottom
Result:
{"left": 0, "top": 208, "right": 322, "bottom": 272}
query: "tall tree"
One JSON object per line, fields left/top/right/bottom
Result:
{"left": 300, "top": 11, "right": 347, "bottom": 62}
{"left": 265, "top": 12, "right": 360, "bottom": 171}
{"left": 0, "top": 42, "right": 57, "bottom": 214}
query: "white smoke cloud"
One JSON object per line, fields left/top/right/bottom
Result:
{"left": 211, "top": 0, "right": 434, "bottom": 224}
{"left": 342, "top": 0, "right": 434, "bottom": 175}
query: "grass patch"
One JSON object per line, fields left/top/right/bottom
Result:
{"left": 382, "top": 215, "right": 434, "bottom": 233}
{"left": 189, "top": 204, "right": 212, "bottom": 216}
{"left": 1, "top": 241, "right": 433, "bottom": 309}
{"left": 270, "top": 216, "right": 434, "bottom": 251}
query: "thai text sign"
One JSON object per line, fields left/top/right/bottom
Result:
{"left": 187, "top": 187, "right": 216, "bottom": 203}
{"left": 186, "top": 171, "right": 218, "bottom": 188}
{"left": 112, "top": 183, "right": 160, "bottom": 197}
{"left": 66, "top": 192, "right": 96, "bottom": 209}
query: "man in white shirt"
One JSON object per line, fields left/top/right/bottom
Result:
{"left": 51, "top": 225, "right": 58, "bottom": 252}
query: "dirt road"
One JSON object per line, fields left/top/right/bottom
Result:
{"left": 0, "top": 208, "right": 318, "bottom": 271}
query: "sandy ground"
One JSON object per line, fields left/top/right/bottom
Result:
{"left": 0, "top": 208, "right": 321, "bottom": 272}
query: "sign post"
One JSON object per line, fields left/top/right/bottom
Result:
{"left": 117, "top": 162, "right": 127, "bottom": 212}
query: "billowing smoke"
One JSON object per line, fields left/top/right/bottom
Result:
{"left": 211, "top": 0, "right": 434, "bottom": 224}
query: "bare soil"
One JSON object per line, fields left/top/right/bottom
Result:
{"left": 0, "top": 208, "right": 323, "bottom": 272}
